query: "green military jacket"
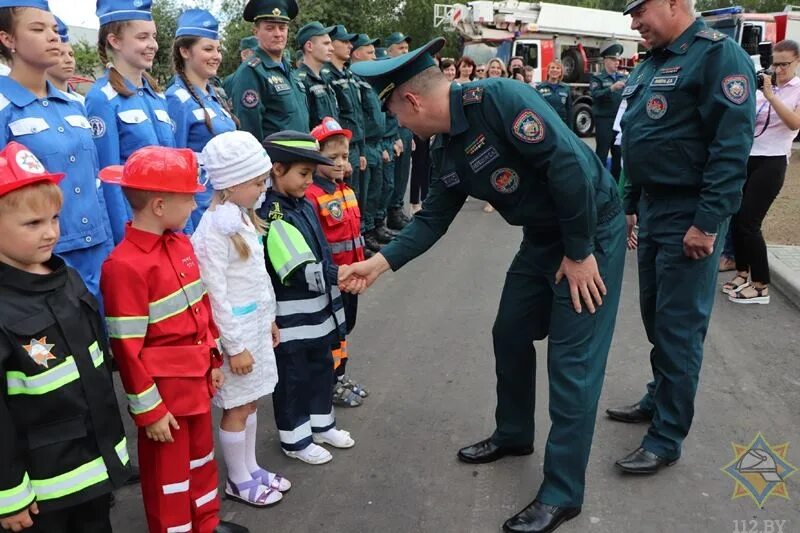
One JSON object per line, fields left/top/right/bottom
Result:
{"left": 536, "top": 81, "right": 572, "bottom": 125}
{"left": 325, "top": 63, "right": 365, "bottom": 148}
{"left": 380, "top": 78, "right": 620, "bottom": 269}
{"left": 620, "top": 19, "right": 756, "bottom": 233}
{"left": 590, "top": 70, "right": 627, "bottom": 118}
{"left": 296, "top": 63, "right": 339, "bottom": 130}
{"left": 383, "top": 112, "right": 400, "bottom": 160}
{"left": 354, "top": 73, "right": 386, "bottom": 165}
{"left": 230, "top": 46, "right": 310, "bottom": 139}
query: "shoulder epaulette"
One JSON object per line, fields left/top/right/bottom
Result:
{"left": 246, "top": 56, "right": 262, "bottom": 68}
{"left": 462, "top": 86, "right": 484, "bottom": 105}
{"left": 696, "top": 29, "right": 726, "bottom": 42}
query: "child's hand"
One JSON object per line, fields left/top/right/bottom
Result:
{"left": 229, "top": 350, "right": 254, "bottom": 375}
{"left": 211, "top": 368, "right": 224, "bottom": 389}
{"left": 382, "top": 150, "right": 390, "bottom": 162}
{"left": 0, "top": 502, "right": 38, "bottom": 531}
{"left": 145, "top": 412, "right": 180, "bottom": 443}
{"left": 271, "top": 322, "right": 280, "bottom": 348}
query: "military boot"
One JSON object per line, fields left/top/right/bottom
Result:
{"left": 387, "top": 207, "right": 411, "bottom": 230}
{"left": 373, "top": 221, "right": 394, "bottom": 244}
{"left": 364, "top": 231, "right": 384, "bottom": 252}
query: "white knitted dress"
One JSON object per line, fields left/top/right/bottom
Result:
{"left": 192, "top": 202, "right": 279, "bottom": 409}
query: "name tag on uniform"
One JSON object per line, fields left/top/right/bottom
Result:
{"left": 469, "top": 146, "right": 500, "bottom": 173}
{"left": 440, "top": 172, "right": 460, "bottom": 188}
{"left": 650, "top": 75, "right": 679, "bottom": 88}
{"left": 621, "top": 84, "right": 639, "bottom": 97}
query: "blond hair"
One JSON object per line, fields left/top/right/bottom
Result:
{"left": 0, "top": 182, "right": 63, "bottom": 214}
{"left": 215, "top": 188, "right": 268, "bottom": 260}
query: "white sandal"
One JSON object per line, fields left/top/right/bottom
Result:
{"left": 313, "top": 428, "right": 355, "bottom": 449}
{"left": 283, "top": 443, "right": 332, "bottom": 465}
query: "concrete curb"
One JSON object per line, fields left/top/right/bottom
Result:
{"left": 768, "top": 246, "right": 800, "bottom": 309}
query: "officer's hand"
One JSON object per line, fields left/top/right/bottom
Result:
{"left": 211, "top": 368, "right": 224, "bottom": 389}
{"left": 359, "top": 156, "right": 367, "bottom": 171}
{"left": 555, "top": 254, "right": 607, "bottom": 314}
{"left": 411, "top": 138, "right": 416, "bottom": 151}
{"left": 394, "top": 139, "right": 404, "bottom": 156}
{"left": 271, "top": 322, "right": 280, "bottom": 348}
{"left": 338, "top": 254, "right": 391, "bottom": 291}
{"left": 338, "top": 273, "right": 368, "bottom": 294}
{"left": 626, "top": 214, "right": 638, "bottom": 250}
{"left": 683, "top": 226, "right": 715, "bottom": 260}
{"left": 0, "top": 503, "right": 38, "bottom": 532}
{"left": 145, "top": 412, "right": 180, "bottom": 443}
{"left": 229, "top": 349, "right": 255, "bottom": 375}
{"left": 611, "top": 81, "right": 626, "bottom": 91}
{"left": 382, "top": 150, "right": 390, "bottom": 162}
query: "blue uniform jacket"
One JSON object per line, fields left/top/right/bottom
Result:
{"left": 85, "top": 73, "right": 176, "bottom": 243}
{"left": 0, "top": 78, "right": 112, "bottom": 257}
{"left": 258, "top": 190, "right": 345, "bottom": 353}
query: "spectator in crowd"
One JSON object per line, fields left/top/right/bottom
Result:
{"left": 523, "top": 65, "right": 535, "bottom": 86}
{"left": 507, "top": 55, "right": 524, "bottom": 78}
{"left": 440, "top": 58, "right": 456, "bottom": 82}
{"left": 455, "top": 56, "right": 476, "bottom": 83}
{"left": 475, "top": 63, "right": 487, "bottom": 79}
{"left": 536, "top": 61, "right": 572, "bottom": 126}
{"left": 486, "top": 58, "right": 506, "bottom": 78}
{"left": 723, "top": 39, "right": 800, "bottom": 305}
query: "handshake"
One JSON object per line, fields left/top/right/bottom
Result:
{"left": 337, "top": 253, "right": 391, "bottom": 294}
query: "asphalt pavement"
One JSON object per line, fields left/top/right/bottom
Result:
{"left": 109, "top": 198, "right": 800, "bottom": 533}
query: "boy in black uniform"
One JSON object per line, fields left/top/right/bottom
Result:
{"left": 0, "top": 142, "right": 130, "bottom": 533}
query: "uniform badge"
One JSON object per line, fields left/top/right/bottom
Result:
{"left": 24, "top": 337, "right": 57, "bottom": 368}
{"left": 722, "top": 75, "right": 749, "bottom": 105}
{"left": 646, "top": 94, "right": 668, "bottom": 119}
{"left": 469, "top": 146, "right": 500, "bottom": 173}
{"left": 491, "top": 168, "right": 519, "bottom": 194}
{"left": 242, "top": 89, "right": 260, "bottom": 109}
{"left": 464, "top": 134, "right": 486, "bottom": 156}
{"left": 272, "top": 7, "right": 281, "bottom": 15}
{"left": 462, "top": 86, "right": 484, "bottom": 105}
{"left": 440, "top": 172, "right": 460, "bottom": 188}
{"left": 659, "top": 66, "right": 682, "bottom": 74}
{"left": 89, "top": 117, "right": 106, "bottom": 138}
{"left": 327, "top": 200, "right": 344, "bottom": 221}
{"left": 268, "top": 201, "right": 283, "bottom": 221}
{"left": 16, "top": 150, "right": 45, "bottom": 174}
{"left": 512, "top": 110, "right": 545, "bottom": 144}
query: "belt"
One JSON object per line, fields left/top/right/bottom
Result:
{"left": 641, "top": 184, "right": 700, "bottom": 199}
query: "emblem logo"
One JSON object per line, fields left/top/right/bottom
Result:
{"left": 241, "top": 89, "right": 259, "bottom": 109}
{"left": 15, "top": 150, "right": 45, "bottom": 174}
{"left": 491, "top": 168, "right": 519, "bottom": 194}
{"left": 462, "top": 86, "right": 484, "bottom": 105}
{"left": 89, "top": 117, "right": 106, "bottom": 138}
{"left": 722, "top": 75, "right": 749, "bottom": 105}
{"left": 327, "top": 200, "right": 344, "bottom": 221}
{"left": 440, "top": 172, "right": 460, "bottom": 188}
{"left": 721, "top": 432, "right": 797, "bottom": 508}
{"left": 512, "top": 110, "right": 545, "bottom": 144}
{"left": 272, "top": 7, "right": 282, "bottom": 16}
{"left": 23, "top": 337, "right": 57, "bottom": 368}
{"left": 646, "top": 93, "right": 668, "bottom": 119}
{"left": 324, "top": 118, "right": 342, "bottom": 131}
{"left": 268, "top": 201, "right": 283, "bottom": 221}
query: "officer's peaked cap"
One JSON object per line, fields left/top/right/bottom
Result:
{"left": 243, "top": 0, "right": 298, "bottom": 23}
{"left": 296, "top": 21, "right": 335, "bottom": 49}
{"left": 330, "top": 25, "right": 357, "bottom": 43}
{"left": 351, "top": 33, "right": 380, "bottom": 49}
{"left": 384, "top": 32, "right": 412, "bottom": 47}
{"left": 600, "top": 42, "right": 623, "bottom": 58}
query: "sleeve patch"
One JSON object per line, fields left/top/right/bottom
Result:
{"left": 511, "top": 110, "right": 546, "bottom": 144}
{"left": 241, "top": 89, "right": 260, "bottom": 109}
{"left": 89, "top": 117, "right": 106, "bottom": 138}
{"left": 462, "top": 86, "right": 484, "bottom": 105}
{"left": 721, "top": 75, "right": 749, "bottom": 105}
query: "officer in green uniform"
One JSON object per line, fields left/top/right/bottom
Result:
{"left": 295, "top": 21, "right": 339, "bottom": 130}
{"left": 230, "top": 0, "right": 310, "bottom": 139}
{"left": 536, "top": 68, "right": 572, "bottom": 126}
{"left": 373, "top": 46, "right": 401, "bottom": 243}
{"left": 384, "top": 32, "right": 414, "bottom": 230}
{"left": 347, "top": 38, "right": 626, "bottom": 533}
{"left": 590, "top": 42, "right": 627, "bottom": 180}
{"left": 351, "top": 34, "right": 387, "bottom": 253}
{"left": 606, "top": 0, "right": 755, "bottom": 475}
{"left": 327, "top": 25, "right": 367, "bottom": 206}
{"left": 223, "top": 36, "right": 258, "bottom": 97}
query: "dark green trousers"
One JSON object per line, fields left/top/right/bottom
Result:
{"left": 634, "top": 194, "right": 728, "bottom": 460}
{"left": 363, "top": 141, "right": 383, "bottom": 232}
{"left": 347, "top": 142, "right": 362, "bottom": 200}
{"left": 491, "top": 211, "right": 626, "bottom": 507}
{"left": 391, "top": 132, "right": 413, "bottom": 209}
{"left": 594, "top": 116, "right": 621, "bottom": 180}
{"left": 376, "top": 156, "right": 395, "bottom": 221}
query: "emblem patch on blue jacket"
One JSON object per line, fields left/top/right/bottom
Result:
{"left": 512, "top": 110, "right": 545, "bottom": 144}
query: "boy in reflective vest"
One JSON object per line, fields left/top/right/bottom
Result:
{"left": 306, "top": 117, "right": 369, "bottom": 407}
{"left": 99, "top": 146, "right": 248, "bottom": 533}
{"left": 258, "top": 130, "right": 359, "bottom": 465}
{"left": 0, "top": 142, "right": 130, "bottom": 533}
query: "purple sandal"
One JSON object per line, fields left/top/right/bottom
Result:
{"left": 225, "top": 477, "right": 282, "bottom": 508}
{"left": 251, "top": 469, "right": 292, "bottom": 493}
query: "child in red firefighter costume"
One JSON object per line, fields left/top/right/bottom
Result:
{"left": 99, "top": 146, "right": 248, "bottom": 533}
{"left": 307, "top": 118, "right": 370, "bottom": 408}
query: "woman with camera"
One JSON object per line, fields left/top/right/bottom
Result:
{"left": 723, "top": 39, "right": 800, "bottom": 304}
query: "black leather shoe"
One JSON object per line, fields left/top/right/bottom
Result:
{"left": 387, "top": 207, "right": 410, "bottom": 230}
{"left": 606, "top": 403, "right": 652, "bottom": 423}
{"left": 364, "top": 231, "right": 384, "bottom": 252}
{"left": 615, "top": 447, "right": 678, "bottom": 474}
{"left": 214, "top": 521, "right": 249, "bottom": 533}
{"left": 373, "top": 224, "right": 395, "bottom": 244}
{"left": 503, "top": 500, "right": 581, "bottom": 533}
{"left": 457, "top": 437, "right": 533, "bottom": 464}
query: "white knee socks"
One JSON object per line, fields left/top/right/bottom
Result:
{"left": 219, "top": 428, "right": 251, "bottom": 484}
{"left": 244, "top": 412, "right": 261, "bottom": 474}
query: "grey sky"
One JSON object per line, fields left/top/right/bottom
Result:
{"left": 48, "top": 0, "right": 224, "bottom": 29}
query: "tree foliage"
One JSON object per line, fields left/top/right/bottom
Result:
{"left": 72, "top": 40, "right": 101, "bottom": 79}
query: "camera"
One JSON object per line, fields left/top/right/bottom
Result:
{"left": 756, "top": 41, "right": 777, "bottom": 91}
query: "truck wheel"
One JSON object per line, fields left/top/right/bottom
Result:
{"left": 572, "top": 103, "right": 593, "bottom": 137}
{"left": 561, "top": 49, "right": 585, "bottom": 83}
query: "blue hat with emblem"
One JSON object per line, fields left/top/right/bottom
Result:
{"left": 239, "top": 36, "right": 258, "bottom": 51}
{"left": 96, "top": 0, "right": 152, "bottom": 26}
{"left": 384, "top": 32, "right": 411, "bottom": 48}
{"left": 175, "top": 9, "right": 219, "bottom": 40}
{"left": 330, "top": 24, "right": 357, "bottom": 43}
{"left": 296, "top": 21, "right": 335, "bottom": 50}
{"left": 352, "top": 33, "right": 380, "bottom": 50}
{"left": 623, "top": 0, "right": 647, "bottom": 15}
{"left": 600, "top": 42, "right": 623, "bottom": 58}
{"left": 351, "top": 37, "right": 445, "bottom": 104}
{"left": 55, "top": 15, "right": 69, "bottom": 43}
{"left": 0, "top": 0, "right": 50, "bottom": 10}
{"left": 243, "top": 0, "right": 298, "bottom": 23}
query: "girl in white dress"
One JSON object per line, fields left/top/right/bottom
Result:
{"left": 192, "top": 131, "right": 290, "bottom": 508}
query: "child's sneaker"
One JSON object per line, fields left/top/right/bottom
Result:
{"left": 251, "top": 469, "right": 292, "bottom": 492}
{"left": 283, "top": 443, "right": 333, "bottom": 465}
{"left": 333, "top": 382, "right": 363, "bottom": 407}
{"left": 225, "top": 478, "right": 282, "bottom": 508}
{"left": 340, "top": 375, "right": 369, "bottom": 398}
{"left": 313, "top": 428, "right": 355, "bottom": 449}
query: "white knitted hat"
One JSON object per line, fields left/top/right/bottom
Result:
{"left": 199, "top": 131, "right": 272, "bottom": 190}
